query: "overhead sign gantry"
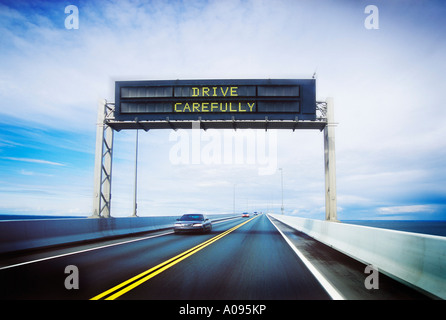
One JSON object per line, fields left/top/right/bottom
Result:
{"left": 92, "top": 79, "right": 337, "bottom": 221}
{"left": 108, "top": 79, "right": 324, "bottom": 131}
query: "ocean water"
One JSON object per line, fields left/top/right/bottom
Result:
{"left": 343, "top": 220, "right": 446, "bottom": 237}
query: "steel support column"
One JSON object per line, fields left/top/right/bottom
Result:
{"left": 91, "top": 100, "right": 114, "bottom": 218}
{"left": 324, "top": 97, "right": 337, "bottom": 221}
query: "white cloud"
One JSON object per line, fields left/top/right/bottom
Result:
{"left": 377, "top": 205, "right": 436, "bottom": 216}
{"left": 0, "top": 1, "right": 445, "bottom": 219}
{"left": 2, "top": 157, "right": 66, "bottom": 166}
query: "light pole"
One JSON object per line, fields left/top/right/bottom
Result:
{"left": 233, "top": 183, "right": 237, "bottom": 215}
{"left": 279, "top": 168, "right": 284, "bottom": 215}
{"left": 132, "top": 124, "right": 139, "bottom": 217}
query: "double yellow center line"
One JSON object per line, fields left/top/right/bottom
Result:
{"left": 91, "top": 215, "right": 258, "bottom": 300}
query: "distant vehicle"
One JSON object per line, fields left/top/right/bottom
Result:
{"left": 253, "top": 212, "right": 258, "bottom": 216}
{"left": 242, "top": 212, "right": 250, "bottom": 218}
{"left": 174, "top": 214, "right": 212, "bottom": 234}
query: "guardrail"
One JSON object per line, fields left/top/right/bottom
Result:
{"left": 0, "top": 214, "right": 238, "bottom": 255}
{"left": 269, "top": 214, "right": 446, "bottom": 299}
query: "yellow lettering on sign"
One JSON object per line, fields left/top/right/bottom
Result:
{"left": 186, "top": 86, "right": 241, "bottom": 97}
{"left": 173, "top": 101, "right": 256, "bottom": 112}
{"left": 220, "top": 87, "right": 229, "bottom": 97}
{"left": 183, "top": 103, "right": 191, "bottom": 112}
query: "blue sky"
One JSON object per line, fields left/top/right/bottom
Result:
{"left": 0, "top": 0, "right": 445, "bottom": 220}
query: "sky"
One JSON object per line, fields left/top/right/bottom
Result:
{"left": 0, "top": 0, "right": 445, "bottom": 220}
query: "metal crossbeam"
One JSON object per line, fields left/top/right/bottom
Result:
{"left": 106, "top": 119, "right": 327, "bottom": 131}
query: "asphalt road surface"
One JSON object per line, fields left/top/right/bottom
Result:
{"left": 0, "top": 215, "right": 332, "bottom": 300}
{"left": 0, "top": 214, "right": 428, "bottom": 300}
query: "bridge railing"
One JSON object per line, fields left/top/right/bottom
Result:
{"left": 269, "top": 213, "right": 446, "bottom": 299}
{"left": 0, "top": 214, "right": 238, "bottom": 255}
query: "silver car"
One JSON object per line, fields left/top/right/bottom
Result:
{"left": 174, "top": 214, "right": 212, "bottom": 234}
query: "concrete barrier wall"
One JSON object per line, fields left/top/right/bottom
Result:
{"left": 269, "top": 214, "right": 446, "bottom": 299}
{"left": 0, "top": 214, "right": 237, "bottom": 255}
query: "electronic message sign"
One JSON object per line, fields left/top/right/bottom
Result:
{"left": 114, "top": 79, "right": 316, "bottom": 124}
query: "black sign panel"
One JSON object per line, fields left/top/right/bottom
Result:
{"left": 114, "top": 79, "right": 316, "bottom": 122}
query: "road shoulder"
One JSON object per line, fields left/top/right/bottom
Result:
{"left": 268, "top": 216, "right": 430, "bottom": 300}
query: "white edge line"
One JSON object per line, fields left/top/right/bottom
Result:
{"left": 267, "top": 214, "right": 345, "bottom": 300}
{"left": 0, "top": 218, "right": 236, "bottom": 271}
{"left": 0, "top": 231, "right": 174, "bottom": 271}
